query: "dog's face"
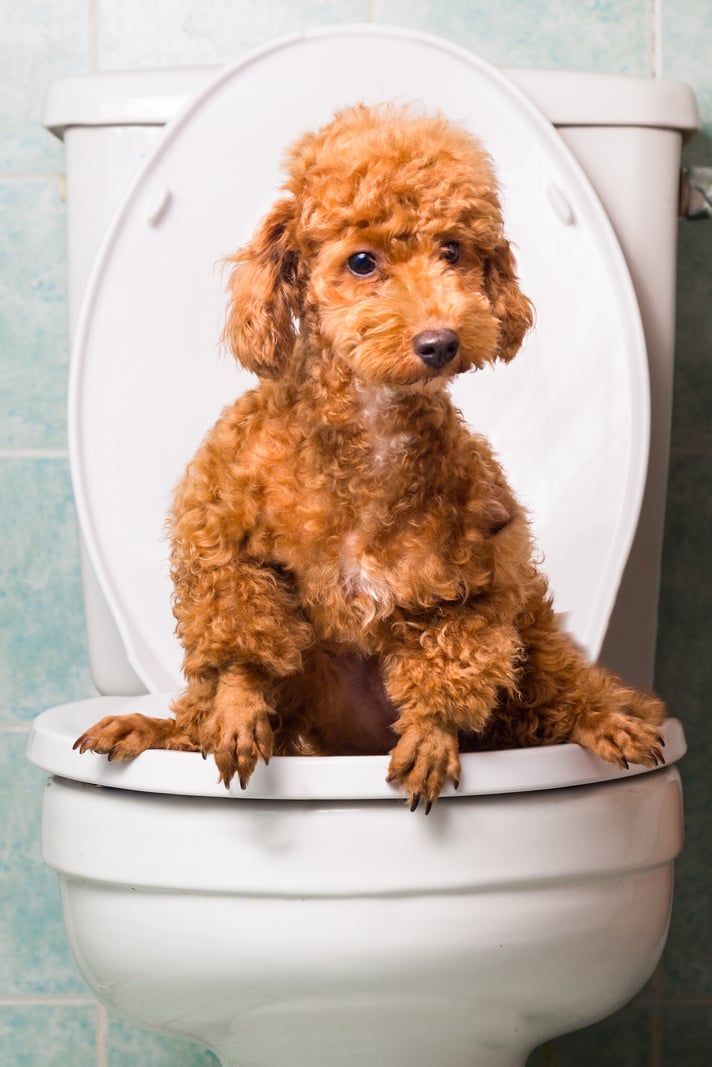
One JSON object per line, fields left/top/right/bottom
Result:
{"left": 225, "top": 105, "right": 533, "bottom": 385}
{"left": 310, "top": 227, "right": 502, "bottom": 389}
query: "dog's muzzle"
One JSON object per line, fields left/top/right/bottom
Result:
{"left": 412, "top": 329, "right": 460, "bottom": 369}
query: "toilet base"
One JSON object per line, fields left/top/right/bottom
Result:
{"left": 210, "top": 1048, "right": 528, "bottom": 1067}
{"left": 59, "top": 868, "right": 673, "bottom": 1067}
{"left": 39, "top": 765, "right": 684, "bottom": 1067}
{"left": 210, "top": 1025, "right": 531, "bottom": 1067}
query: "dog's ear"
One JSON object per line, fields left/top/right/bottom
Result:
{"left": 484, "top": 240, "right": 534, "bottom": 363}
{"left": 223, "top": 197, "right": 300, "bottom": 377}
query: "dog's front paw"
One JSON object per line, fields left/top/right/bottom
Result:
{"left": 571, "top": 710, "right": 665, "bottom": 770}
{"left": 199, "top": 702, "right": 274, "bottom": 790}
{"left": 387, "top": 721, "right": 461, "bottom": 814}
{"left": 73, "top": 714, "right": 159, "bottom": 761}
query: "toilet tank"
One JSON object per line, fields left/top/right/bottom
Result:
{"left": 44, "top": 63, "right": 699, "bottom": 696}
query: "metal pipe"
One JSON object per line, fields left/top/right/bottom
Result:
{"left": 680, "top": 166, "right": 712, "bottom": 219}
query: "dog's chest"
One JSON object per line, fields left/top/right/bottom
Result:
{"left": 338, "top": 531, "right": 396, "bottom": 609}
{"left": 257, "top": 394, "right": 505, "bottom": 633}
{"left": 296, "top": 518, "right": 481, "bottom": 640}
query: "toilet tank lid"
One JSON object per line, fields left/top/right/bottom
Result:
{"left": 42, "top": 29, "right": 700, "bottom": 139}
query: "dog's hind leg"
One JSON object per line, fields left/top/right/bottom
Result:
{"left": 489, "top": 590, "right": 666, "bottom": 769}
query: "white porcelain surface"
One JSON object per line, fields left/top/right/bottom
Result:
{"left": 27, "top": 696, "right": 686, "bottom": 800}
{"left": 43, "top": 760, "right": 684, "bottom": 892}
{"left": 43, "top": 767, "right": 683, "bottom": 1066}
{"left": 68, "top": 26, "right": 649, "bottom": 693}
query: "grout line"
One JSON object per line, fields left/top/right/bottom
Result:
{"left": 0, "top": 173, "right": 63, "bottom": 182}
{"left": 650, "top": 0, "right": 663, "bottom": 77}
{"left": 0, "top": 724, "right": 31, "bottom": 733}
{"left": 97, "top": 1003, "right": 108, "bottom": 1067}
{"left": 669, "top": 444, "right": 712, "bottom": 458}
{"left": 0, "top": 450, "right": 69, "bottom": 459}
{"left": 0, "top": 996, "right": 97, "bottom": 1007}
{"left": 651, "top": 1012, "right": 663, "bottom": 1067}
{"left": 633, "top": 995, "right": 712, "bottom": 1006}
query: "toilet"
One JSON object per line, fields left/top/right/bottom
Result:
{"left": 27, "top": 25, "right": 698, "bottom": 1067}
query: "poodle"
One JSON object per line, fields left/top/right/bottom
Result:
{"left": 75, "top": 103, "right": 666, "bottom": 811}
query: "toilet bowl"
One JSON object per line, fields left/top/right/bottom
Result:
{"left": 28, "top": 25, "right": 698, "bottom": 1067}
{"left": 32, "top": 701, "right": 684, "bottom": 1067}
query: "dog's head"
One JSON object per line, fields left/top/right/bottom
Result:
{"left": 224, "top": 104, "right": 533, "bottom": 386}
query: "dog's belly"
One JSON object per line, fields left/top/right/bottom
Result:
{"left": 276, "top": 643, "right": 398, "bottom": 755}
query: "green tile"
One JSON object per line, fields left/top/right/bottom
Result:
{"left": 657, "top": 451, "right": 712, "bottom": 694}
{"left": 0, "top": 0, "right": 88, "bottom": 173}
{"left": 0, "top": 733, "right": 87, "bottom": 995}
{"left": 0, "top": 179, "right": 69, "bottom": 451}
{"left": 97, "top": 0, "right": 370, "bottom": 68}
{"left": 662, "top": 0, "right": 712, "bottom": 150}
{"left": 375, "top": 0, "right": 649, "bottom": 74}
{"left": 660, "top": 1002, "right": 712, "bottom": 1065}
{"left": 544, "top": 999, "right": 655, "bottom": 1065}
{"left": 669, "top": 222, "right": 712, "bottom": 452}
{"left": 655, "top": 450, "right": 712, "bottom": 997}
{"left": 0, "top": 1004, "right": 97, "bottom": 1067}
{"left": 0, "top": 458, "right": 92, "bottom": 723}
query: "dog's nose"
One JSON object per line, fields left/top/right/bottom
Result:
{"left": 412, "top": 329, "right": 460, "bottom": 369}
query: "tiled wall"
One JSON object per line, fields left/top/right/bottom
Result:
{"left": 1, "top": 2, "right": 710, "bottom": 1064}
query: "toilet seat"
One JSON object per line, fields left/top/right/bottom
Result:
{"left": 27, "top": 698, "right": 686, "bottom": 799}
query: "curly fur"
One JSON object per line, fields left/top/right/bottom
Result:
{"left": 76, "top": 104, "right": 665, "bottom": 810}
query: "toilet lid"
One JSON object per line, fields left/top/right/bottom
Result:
{"left": 70, "top": 25, "right": 649, "bottom": 694}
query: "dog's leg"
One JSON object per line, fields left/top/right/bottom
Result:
{"left": 169, "top": 551, "right": 316, "bottom": 787}
{"left": 490, "top": 592, "right": 666, "bottom": 768}
{"left": 73, "top": 714, "right": 201, "bottom": 759}
{"left": 381, "top": 608, "right": 523, "bottom": 811}
{"left": 76, "top": 557, "right": 314, "bottom": 786}
{"left": 193, "top": 664, "right": 276, "bottom": 789}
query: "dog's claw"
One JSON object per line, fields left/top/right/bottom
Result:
{"left": 388, "top": 722, "right": 461, "bottom": 813}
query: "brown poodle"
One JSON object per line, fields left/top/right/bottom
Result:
{"left": 75, "top": 104, "right": 665, "bottom": 811}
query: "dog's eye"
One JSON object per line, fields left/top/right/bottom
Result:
{"left": 440, "top": 241, "right": 461, "bottom": 265}
{"left": 347, "top": 251, "right": 378, "bottom": 276}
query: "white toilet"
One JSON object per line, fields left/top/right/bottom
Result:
{"left": 27, "top": 26, "right": 699, "bottom": 1067}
